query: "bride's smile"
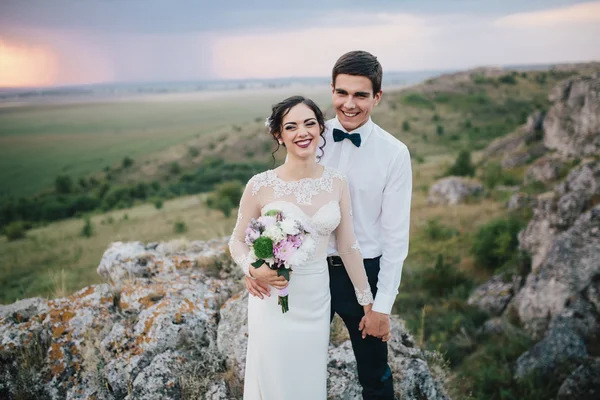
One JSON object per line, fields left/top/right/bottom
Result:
{"left": 279, "top": 103, "right": 322, "bottom": 159}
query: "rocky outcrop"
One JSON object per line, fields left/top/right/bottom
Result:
{"left": 518, "top": 161, "right": 600, "bottom": 272}
{"left": 512, "top": 203, "right": 600, "bottom": 338}
{"left": 427, "top": 177, "right": 483, "bottom": 206}
{"left": 1, "top": 239, "right": 449, "bottom": 400}
{"left": 544, "top": 73, "right": 600, "bottom": 157}
{"left": 0, "top": 239, "right": 239, "bottom": 400}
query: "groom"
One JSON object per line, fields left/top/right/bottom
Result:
{"left": 245, "top": 50, "right": 412, "bottom": 399}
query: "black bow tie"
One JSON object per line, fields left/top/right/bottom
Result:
{"left": 332, "top": 128, "right": 361, "bottom": 147}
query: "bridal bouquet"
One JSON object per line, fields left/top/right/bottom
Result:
{"left": 244, "top": 209, "right": 316, "bottom": 313}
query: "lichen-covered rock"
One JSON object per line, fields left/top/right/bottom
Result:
{"left": 514, "top": 295, "right": 598, "bottom": 383}
{"left": 514, "top": 323, "right": 587, "bottom": 381}
{"left": 468, "top": 273, "right": 522, "bottom": 316}
{"left": 512, "top": 204, "right": 600, "bottom": 338}
{"left": 518, "top": 161, "right": 600, "bottom": 272}
{"left": 427, "top": 177, "right": 483, "bottom": 206}
{"left": 544, "top": 73, "right": 600, "bottom": 157}
{"left": 557, "top": 357, "right": 600, "bottom": 400}
{"left": 0, "top": 239, "right": 237, "bottom": 400}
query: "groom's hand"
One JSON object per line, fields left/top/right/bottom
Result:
{"left": 244, "top": 276, "right": 271, "bottom": 299}
{"left": 359, "top": 310, "right": 391, "bottom": 341}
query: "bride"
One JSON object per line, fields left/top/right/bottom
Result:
{"left": 229, "top": 95, "right": 373, "bottom": 399}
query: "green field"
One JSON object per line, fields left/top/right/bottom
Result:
{"left": 0, "top": 88, "right": 331, "bottom": 197}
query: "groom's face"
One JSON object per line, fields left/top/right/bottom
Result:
{"left": 332, "top": 74, "right": 381, "bottom": 132}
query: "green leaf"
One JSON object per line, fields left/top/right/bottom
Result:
{"left": 251, "top": 259, "right": 265, "bottom": 268}
{"left": 277, "top": 268, "right": 290, "bottom": 281}
{"left": 264, "top": 209, "right": 280, "bottom": 217}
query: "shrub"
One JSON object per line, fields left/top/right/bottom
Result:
{"left": 445, "top": 150, "right": 475, "bottom": 177}
{"left": 421, "top": 255, "right": 473, "bottom": 298}
{"left": 436, "top": 125, "right": 444, "bottom": 136}
{"left": 81, "top": 217, "right": 94, "bottom": 238}
{"left": 122, "top": 156, "right": 134, "bottom": 168}
{"left": 402, "top": 120, "right": 411, "bottom": 132}
{"left": 483, "top": 163, "right": 520, "bottom": 189}
{"left": 153, "top": 198, "right": 164, "bottom": 209}
{"left": 472, "top": 216, "right": 523, "bottom": 270}
{"left": 424, "top": 218, "right": 458, "bottom": 241}
{"left": 54, "top": 175, "right": 74, "bottom": 194}
{"left": 188, "top": 147, "right": 199, "bottom": 157}
{"left": 498, "top": 74, "right": 517, "bottom": 85}
{"left": 214, "top": 197, "right": 234, "bottom": 218}
{"left": 169, "top": 162, "right": 181, "bottom": 175}
{"left": 5, "top": 221, "right": 27, "bottom": 241}
{"left": 174, "top": 220, "right": 187, "bottom": 233}
{"left": 205, "top": 181, "right": 243, "bottom": 217}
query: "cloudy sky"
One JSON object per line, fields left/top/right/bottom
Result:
{"left": 0, "top": 0, "right": 599, "bottom": 87}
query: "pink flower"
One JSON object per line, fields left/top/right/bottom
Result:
{"left": 289, "top": 234, "right": 304, "bottom": 248}
{"left": 273, "top": 240, "right": 295, "bottom": 263}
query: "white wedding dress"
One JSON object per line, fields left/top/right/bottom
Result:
{"left": 229, "top": 166, "right": 373, "bottom": 399}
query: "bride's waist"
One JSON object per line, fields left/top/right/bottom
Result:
{"left": 290, "top": 257, "right": 327, "bottom": 275}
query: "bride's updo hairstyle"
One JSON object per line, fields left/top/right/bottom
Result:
{"left": 265, "top": 95, "right": 327, "bottom": 163}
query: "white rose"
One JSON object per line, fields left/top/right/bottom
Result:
{"left": 280, "top": 218, "right": 300, "bottom": 235}
{"left": 264, "top": 226, "right": 286, "bottom": 243}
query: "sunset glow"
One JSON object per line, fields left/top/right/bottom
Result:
{"left": 0, "top": 40, "right": 59, "bottom": 87}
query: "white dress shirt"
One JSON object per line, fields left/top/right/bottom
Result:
{"left": 320, "top": 117, "right": 412, "bottom": 314}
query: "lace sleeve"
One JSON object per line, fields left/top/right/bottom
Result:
{"left": 228, "top": 177, "right": 261, "bottom": 277}
{"left": 335, "top": 176, "right": 374, "bottom": 306}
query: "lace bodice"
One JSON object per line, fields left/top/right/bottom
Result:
{"left": 229, "top": 167, "right": 373, "bottom": 306}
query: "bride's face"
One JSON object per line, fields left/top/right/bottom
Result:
{"left": 279, "top": 103, "right": 321, "bottom": 160}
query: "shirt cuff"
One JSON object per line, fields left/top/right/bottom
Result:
{"left": 372, "top": 292, "right": 395, "bottom": 315}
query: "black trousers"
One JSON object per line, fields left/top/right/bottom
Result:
{"left": 328, "top": 256, "right": 394, "bottom": 400}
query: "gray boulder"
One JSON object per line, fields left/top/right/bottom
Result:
{"left": 468, "top": 273, "right": 522, "bottom": 316}
{"left": 428, "top": 177, "right": 483, "bottom": 206}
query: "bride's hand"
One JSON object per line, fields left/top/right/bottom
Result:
{"left": 249, "top": 265, "right": 289, "bottom": 289}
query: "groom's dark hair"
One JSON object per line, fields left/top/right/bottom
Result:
{"left": 332, "top": 50, "right": 383, "bottom": 95}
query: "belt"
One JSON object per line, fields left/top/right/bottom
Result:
{"left": 327, "top": 255, "right": 381, "bottom": 267}
{"left": 327, "top": 255, "right": 344, "bottom": 267}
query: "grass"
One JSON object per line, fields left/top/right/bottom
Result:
{"left": 0, "top": 194, "right": 237, "bottom": 304}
